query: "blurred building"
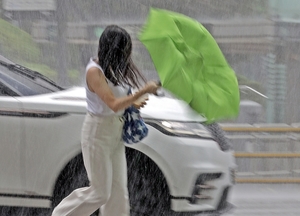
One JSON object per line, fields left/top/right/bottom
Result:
{"left": 236, "top": 100, "right": 263, "bottom": 124}
{"left": 269, "top": 0, "right": 300, "bottom": 19}
{"left": 2, "top": 0, "right": 300, "bottom": 123}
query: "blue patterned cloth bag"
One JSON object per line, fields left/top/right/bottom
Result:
{"left": 122, "top": 89, "right": 148, "bottom": 144}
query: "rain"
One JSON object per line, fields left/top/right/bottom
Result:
{"left": 1, "top": 0, "right": 300, "bottom": 215}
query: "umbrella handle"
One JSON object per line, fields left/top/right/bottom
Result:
{"left": 154, "top": 89, "right": 164, "bottom": 97}
{"left": 154, "top": 81, "right": 164, "bottom": 97}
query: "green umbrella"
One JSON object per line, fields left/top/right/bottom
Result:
{"left": 139, "top": 8, "right": 240, "bottom": 122}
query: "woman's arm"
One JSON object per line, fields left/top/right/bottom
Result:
{"left": 86, "top": 67, "right": 158, "bottom": 113}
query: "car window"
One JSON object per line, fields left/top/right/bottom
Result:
{"left": 0, "top": 64, "right": 61, "bottom": 96}
{"left": 0, "top": 82, "right": 11, "bottom": 96}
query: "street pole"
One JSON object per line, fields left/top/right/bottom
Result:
{"left": 56, "top": 0, "right": 69, "bottom": 86}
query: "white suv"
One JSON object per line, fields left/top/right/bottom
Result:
{"left": 0, "top": 55, "right": 236, "bottom": 215}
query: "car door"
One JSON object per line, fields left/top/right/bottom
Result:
{"left": 0, "top": 91, "right": 23, "bottom": 196}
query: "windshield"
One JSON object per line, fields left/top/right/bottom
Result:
{"left": 0, "top": 63, "right": 63, "bottom": 96}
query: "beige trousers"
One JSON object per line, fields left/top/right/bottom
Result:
{"left": 52, "top": 113, "right": 130, "bottom": 216}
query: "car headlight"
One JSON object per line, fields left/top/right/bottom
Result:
{"left": 144, "top": 119, "right": 214, "bottom": 139}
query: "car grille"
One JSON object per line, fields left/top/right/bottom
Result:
{"left": 204, "top": 122, "right": 232, "bottom": 151}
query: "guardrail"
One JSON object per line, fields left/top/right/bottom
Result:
{"left": 221, "top": 123, "right": 300, "bottom": 183}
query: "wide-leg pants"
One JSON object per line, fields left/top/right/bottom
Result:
{"left": 52, "top": 113, "right": 130, "bottom": 216}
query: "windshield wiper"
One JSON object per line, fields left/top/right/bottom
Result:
{"left": 7, "top": 64, "right": 64, "bottom": 90}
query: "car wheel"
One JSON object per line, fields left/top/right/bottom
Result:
{"left": 51, "top": 154, "right": 99, "bottom": 216}
{"left": 126, "top": 148, "right": 169, "bottom": 215}
{"left": 126, "top": 148, "right": 191, "bottom": 216}
{"left": 0, "top": 207, "right": 50, "bottom": 216}
{"left": 0, "top": 206, "right": 17, "bottom": 216}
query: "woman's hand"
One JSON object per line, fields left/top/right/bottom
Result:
{"left": 132, "top": 96, "right": 148, "bottom": 109}
{"left": 133, "top": 81, "right": 160, "bottom": 109}
{"left": 143, "top": 81, "right": 160, "bottom": 94}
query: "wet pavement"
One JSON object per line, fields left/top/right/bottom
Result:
{"left": 1, "top": 184, "right": 299, "bottom": 215}
{"left": 221, "top": 184, "right": 300, "bottom": 216}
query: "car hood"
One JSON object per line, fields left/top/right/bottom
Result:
{"left": 22, "top": 87, "right": 207, "bottom": 122}
{"left": 140, "top": 94, "right": 206, "bottom": 122}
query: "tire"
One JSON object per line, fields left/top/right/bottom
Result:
{"left": 0, "top": 206, "right": 50, "bottom": 216}
{"left": 126, "top": 148, "right": 170, "bottom": 215}
{"left": 126, "top": 148, "right": 191, "bottom": 216}
{"left": 0, "top": 206, "right": 17, "bottom": 216}
{"left": 51, "top": 154, "right": 99, "bottom": 216}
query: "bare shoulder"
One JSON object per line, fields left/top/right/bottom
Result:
{"left": 86, "top": 67, "right": 107, "bottom": 92}
{"left": 87, "top": 67, "right": 107, "bottom": 82}
{"left": 87, "top": 66, "right": 103, "bottom": 77}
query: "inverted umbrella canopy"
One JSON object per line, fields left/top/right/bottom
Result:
{"left": 139, "top": 8, "right": 240, "bottom": 122}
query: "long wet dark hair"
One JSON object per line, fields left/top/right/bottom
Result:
{"left": 98, "top": 25, "right": 146, "bottom": 88}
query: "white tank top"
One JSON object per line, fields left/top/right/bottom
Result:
{"left": 85, "top": 58, "right": 128, "bottom": 116}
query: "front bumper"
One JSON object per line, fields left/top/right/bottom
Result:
{"left": 169, "top": 138, "right": 236, "bottom": 212}
{"left": 171, "top": 184, "right": 233, "bottom": 213}
{"left": 135, "top": 126, "right": 236, "bottom": 213}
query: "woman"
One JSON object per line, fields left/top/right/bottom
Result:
{"left": 52, "top": 25, "right": 159, "bottom": 216}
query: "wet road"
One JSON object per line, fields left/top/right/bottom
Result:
{"left": 221, "top": 184, "right": 300, "bottom": 216}
{"left": 1, "top": 184, "right": 299, "bottom": 215}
